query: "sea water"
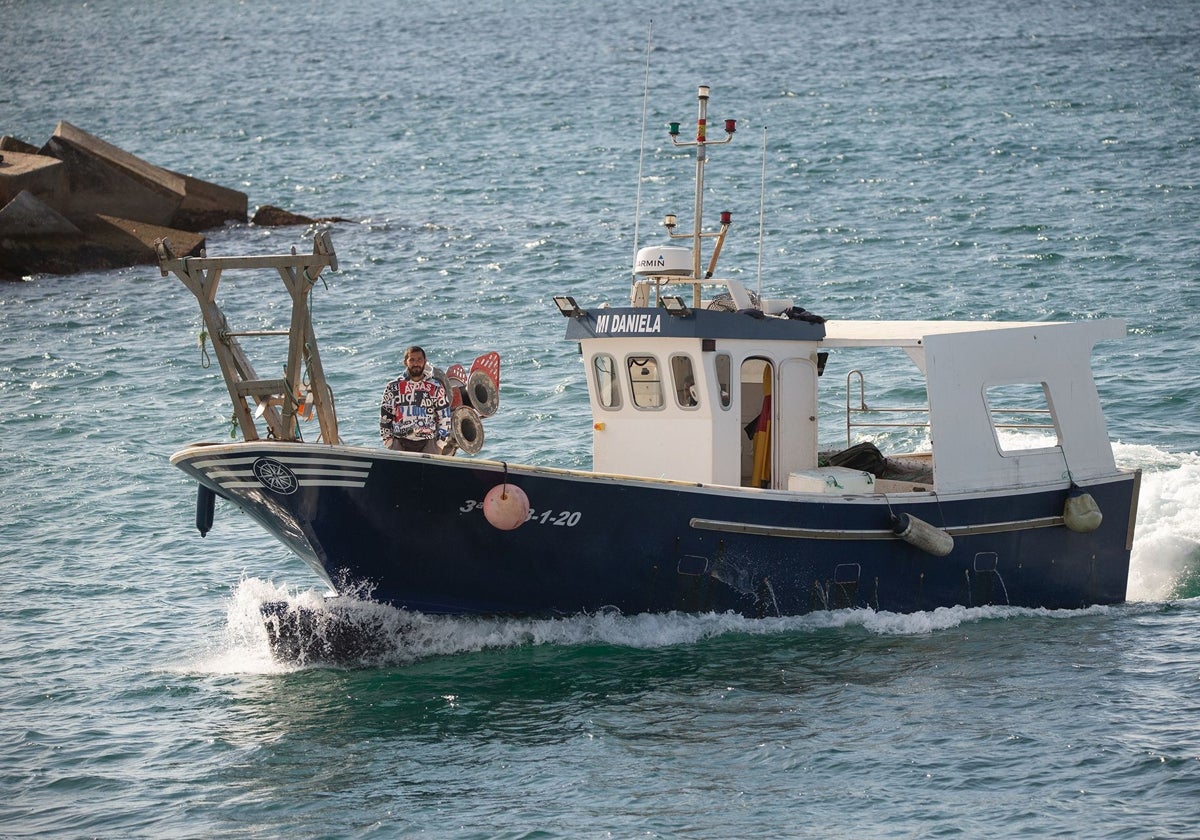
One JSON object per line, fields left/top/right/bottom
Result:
{"left": 2, "top": 0, "right": 1199, "bottom": 836}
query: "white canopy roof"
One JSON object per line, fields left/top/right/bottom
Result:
{"left": 820, "top": 319, "right": 1078, "bottom": 348}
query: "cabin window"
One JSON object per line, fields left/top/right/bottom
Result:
{"left": 984, "top": 382, "right": 1061, "bottom": 452}
{"left": 592, "top": 354, "right": 621, "bottom": 409}
{"left": 716, "top": 353, "right": 732, "bottom": 409}
{"left": 670, "top": 355, "right": 699, "bottom": 408}
{"left": 626, "top": 355, "right": 663, "bottom": 409}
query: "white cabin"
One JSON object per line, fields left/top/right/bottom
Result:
{"left": 565, "top": 283, "right": 1123, "bottom": 496}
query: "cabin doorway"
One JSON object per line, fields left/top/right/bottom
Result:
{"left": 739, "top": 356, "right": 819, "bottom": 488}
{"left": 740, "top": 358, "right": 772, "bottom": 487}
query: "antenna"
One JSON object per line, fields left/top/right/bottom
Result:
{"left": 757, "top": 127, "right": 767, "bottom": 300}
{"left": 631, "top": 20, "right": 653, "bottom": 275}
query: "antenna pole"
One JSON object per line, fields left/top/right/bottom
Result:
{"left": 691, "top": 85, "right": 709, "bottom": 286}
{"left": 757, "top": 127, "right": 767, "bottom": 301}
{"left": 631, "top": 21, "right": 653, "bottom": 276}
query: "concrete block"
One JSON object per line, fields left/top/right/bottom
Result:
{"left": 0, "top": 150, "right": 68, "bottom": 210}
{"left": 166, "top": 166, "right": 248, "bottom": 230}
{"left": 87, "top": 214, "right": 206, "bottom": 266}
{"left": 0, "top": 136, "right": 40, "bottom": 154}
{"left": 42, "top": 122, "right": 245, "bottom": 231}
{"left": 41, "top": 133, "right": 182, "bottom": 226}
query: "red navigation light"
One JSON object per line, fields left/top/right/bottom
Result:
{"left": 725, "top": 119, "right": 737, "bottom": 134}
{"left": 720, "top": 211, "right": 732, "bottom": 225}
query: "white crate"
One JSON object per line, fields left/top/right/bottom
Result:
{"left": 787, "top": 467, "right": 876, "bottom": 494}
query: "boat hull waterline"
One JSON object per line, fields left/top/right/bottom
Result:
{"left": 175, "top": 442, "right": 1139, "bottom": 618}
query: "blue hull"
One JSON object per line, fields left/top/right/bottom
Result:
{"left": 174, "top": 443, "right": 1139, "bottom": 617}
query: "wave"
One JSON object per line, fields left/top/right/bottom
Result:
{"left": 182, "top": 579, "right": 1195, "bottom": 676}
{"left": 1116, "top": 443, "right": 1200, "bottom": 601}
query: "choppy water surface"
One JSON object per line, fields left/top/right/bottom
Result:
{"left": 2, "top": 0, "right": 1199, "bottom": 836}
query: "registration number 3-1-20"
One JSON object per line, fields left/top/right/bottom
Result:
{"left": 458, "top": 499, "right": 582, "bottom": 527}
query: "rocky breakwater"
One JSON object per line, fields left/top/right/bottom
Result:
{"left": 0, "top": 122, "right": 248, "bottom": 281}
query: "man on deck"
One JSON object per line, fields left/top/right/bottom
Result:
{"left": 380, "top": 345, "right": 451, "bottom": 453}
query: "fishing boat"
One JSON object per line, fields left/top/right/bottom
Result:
{"left": 160, "top": 86, "right": 1139, "bottom": 655}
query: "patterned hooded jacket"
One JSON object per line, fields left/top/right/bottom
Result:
{"left": 379, "top": 371, "right": 451, "bottom": 446}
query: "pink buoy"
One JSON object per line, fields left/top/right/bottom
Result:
{"left": 483, "top": 482, "right": 529, "bottom": 531}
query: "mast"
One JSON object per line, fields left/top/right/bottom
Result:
{"left": 667, "top": 85, "right": 736, "bottom": 306}
{"left": 691, "top": 86, "right": 709, "bottom": 283}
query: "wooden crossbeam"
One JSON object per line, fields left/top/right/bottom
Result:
{"left": 158, "top": 231, "right": 341, "bottom": 444}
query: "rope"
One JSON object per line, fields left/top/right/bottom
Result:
{"left": 302, "top": 266, "right": 329, "bottom": 291}
{"left": 198, "top": 327, "right": 211, "bottom": 369}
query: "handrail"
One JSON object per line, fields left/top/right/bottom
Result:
{"left": 843, "top": 370, "right": 1054, "bottom": 448}
{"left": 844, "top": 370, "right": 929, "bottom": 448}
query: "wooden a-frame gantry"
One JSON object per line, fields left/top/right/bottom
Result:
{"left": 156, "top": 230, "right": 340, "bottom": 444}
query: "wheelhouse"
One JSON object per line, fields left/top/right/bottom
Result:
{"left": 564, "top": 279, "right": 1123, "bottom": 497}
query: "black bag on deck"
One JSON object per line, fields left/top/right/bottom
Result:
{"left": 827, "top": 442, "right": 886, "bottom": 477}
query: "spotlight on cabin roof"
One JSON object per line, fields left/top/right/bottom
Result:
{"left": 553, "top": 295, "right": 585, "bottom": 318}
{"left": 661, "top": 295, "right": 691, "bottom": 317}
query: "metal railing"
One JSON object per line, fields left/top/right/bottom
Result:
{"left": 844, "top": 370, "right": 1056, "bottom": 448}
{"left": 844, "top": 370, "right": 930, "bottom": 448}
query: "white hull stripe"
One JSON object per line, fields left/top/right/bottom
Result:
{"left": 218, "top": 479, "right": 370, "bottom": 489}
{"left": 189, "top": 454, "right": 372, "bottom": 491}
{"left": 191, "top": 456, "right": 373, "bottom": 470}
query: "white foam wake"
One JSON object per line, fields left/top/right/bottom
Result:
{"left": 1115, "top": 443, "right": 1200, "bottom": 601}
{"left": 179, "top": 581, "right": 1146, "bottom": 675}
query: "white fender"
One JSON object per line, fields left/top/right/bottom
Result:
{"left": 1063, "top": 488, "right": 1103, "bottom": 533}
{"left": 892, "top": 513, "right": 954, "bottom": 557}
